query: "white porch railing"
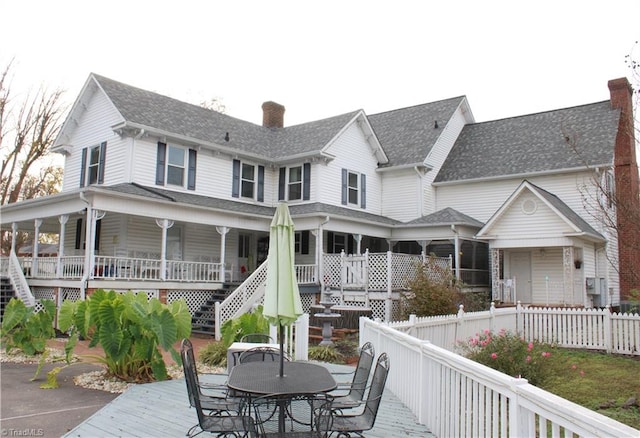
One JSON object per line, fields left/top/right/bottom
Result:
{"left": 360, "top": 317, "right": 639, "bottom": 437}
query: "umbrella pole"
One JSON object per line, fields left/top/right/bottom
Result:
{"left": 279, "top": 323, "right": 285, "bottom": 377}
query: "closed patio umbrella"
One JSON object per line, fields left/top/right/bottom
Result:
{"left": 263, "top": 202, "right": 303, "bottom": 377}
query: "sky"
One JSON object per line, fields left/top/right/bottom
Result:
{"left": 2, "top": 0, "right": 639, "bottom": 129}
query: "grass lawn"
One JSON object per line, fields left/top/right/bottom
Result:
{"left": 540, "top": 348, "right": 640, "bottom": 430}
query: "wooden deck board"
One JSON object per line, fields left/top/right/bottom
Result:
{"left": 64, "top": 363, "right": 434, "bottom": 437}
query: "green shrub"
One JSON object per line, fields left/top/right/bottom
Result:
{"left": 333, "top": 337, "right": 359, "bottom": 359}
{"left": 457, "top": 329, "right": 553, "bottom": 386}
{"left": 220, "top": 305, "right": 269, "bottom": 347}
{"left": 308, "top": 345, "right": 343, "bottom": 363}
{"left": 198, "top": 341, "right": 228, "bottom": 367}
{"left": 1, "top": 298, "right": 56, "bottom": 356}
{"left": 401, "top": 259, "right": 461, "bottom": 318}
{"left": 58, "top": 289, "right": 192, "bottom": 383}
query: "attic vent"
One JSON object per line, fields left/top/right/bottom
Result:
{"left": 522, "top": 198, "right": 537, "bottom": 215}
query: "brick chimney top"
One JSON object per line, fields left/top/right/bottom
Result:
{"left": 262, "top": 101, "right": 285, "bottom": 128}
{"left": 608, "top": 77, "right": 633, "bottom": 110}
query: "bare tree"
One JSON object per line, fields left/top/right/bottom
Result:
{"left": 0, "top": 61, "right": 66, "bottom": 205}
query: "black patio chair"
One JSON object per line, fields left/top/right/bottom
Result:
{"left": 238, "top": 346, "right": 290, "bottom": 364}
{"left": 240, "top": 333, "right": 275, "bottom": 344}
{"left": 181, "top": 339, "right": 250, "bottom": 437}
{"left": 328, "top": 342, "right": 375, "bottom": 410}
{"left": 252, "top": 393, "right": 334, "bottom": 437}
{"left": 328, "top": 353, "right": 390, "bottom": 437}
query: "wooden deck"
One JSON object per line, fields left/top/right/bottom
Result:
{"left": 63, "top": 363, "right": 434, "bottom": 437}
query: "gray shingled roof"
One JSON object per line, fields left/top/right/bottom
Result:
{"left": 93, "top": 74, "right": 359, "bottom": 160}
{"left": 100, "top": 183, "right": 401, "bottom": 226}
{"left": 435, "top": 102, "right": 620, "bottom": 183}
{"left": 402, "top": 207, "right": 484, "bottom": 227}
{"left": 368, "top": 97, "right": 465, "bottom": 167}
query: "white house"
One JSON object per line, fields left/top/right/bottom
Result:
{"left": 1, "top": 74, "right": 637, "bottom": 325}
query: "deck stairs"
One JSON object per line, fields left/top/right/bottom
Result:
{"left": 0, "top": 277, "right": 16, "bottom": 323}
{"left": 191, "top": 282, "right": 240, "bottom": 335}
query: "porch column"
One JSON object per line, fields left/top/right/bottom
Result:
{"left": 353, "top": 234, "right": 362, "bottom": 255}
{"left": 562, "top": 246, "right": 575, "bottom": 306}
{"left": 491, "top": 247, "right": 501, "bottom": 301}
{"left": 156, "top": 219, "right": 174, "bottom": 281}
{"left": 57, "top": 215, "right": 69, "bottom": 276}
{"left": 33, "top": 219, "right": 42, "bottom": 276}
{"left": 311, "top": 229, "right": 320, "bottom": 285}
{"left": 11, "top": 223, "right": 17, "bottom": 253}
{"left": 216, "top": 226, "right": 229, "bottom": 281}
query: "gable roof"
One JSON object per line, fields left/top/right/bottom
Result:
{"left": 476, "top": 180, "right": 604, "bottom": 241}
{"left": 368, "top": 97, "right": 467, "bottom": 167}
{"left": 402, "top": 207, "right": 484, "bottom": 228}
{"left": 434, "top": 101, "right": 620, "bottom": 183}
{"left": 86, "top": 75, "right": 377, "bottom": 163}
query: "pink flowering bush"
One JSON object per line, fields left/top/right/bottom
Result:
{"left": 457, "top": 329, "right": 553, "bottom": 386}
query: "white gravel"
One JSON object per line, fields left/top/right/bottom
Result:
{"left": 1, "top": 346, "right": 224, "bottom": 394}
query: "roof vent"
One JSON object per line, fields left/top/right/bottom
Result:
{"left": 434, "top": 120, "right": 439, "bottom": 129}
{"left": 224, "top": 132, "right": 230, "bottom": 142}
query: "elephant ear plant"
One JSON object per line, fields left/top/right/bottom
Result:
{"left": 57, "top": 289, "right": 192, "bottom": 384}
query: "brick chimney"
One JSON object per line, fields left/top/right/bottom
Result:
{"left": 608, "top": 77, "right": 640, "bottom": 303}
{"left": 262, "top": 101, "right": 285, "bottom": 128}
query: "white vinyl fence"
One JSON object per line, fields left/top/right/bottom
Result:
{"left": 389, "top": 302, "right": 640, "bottom": 356}
{"left": 360, "top": 318, "right": 639, "bottom": 438}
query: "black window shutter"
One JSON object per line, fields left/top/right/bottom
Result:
{"left": 156, "top": 142, "right": 166, "bottom": 185}
{"left": 94, "top": 219, "right": 102, "bottom": 252}
{"left": 303, "top": 163, "right": 311, "bottom": 201}
{"left": 98, "top": 142, "right": 107, "bottom": 184}
{"left": 75, "top": 218, "right": 83, "bottom": 250}
{"left": 348, "top": 234, "right": 354, "bottom": 255}
{"left": 232, "top": 159, "right": 240, "bottom": 198}
{"left": 79, "top": 148, "right": 87, "bottom": 187}
{"left": 301, "top": 230, "right": 309, "bottom": 255}
{"left": 257, "top": 165, "right": 265, "bottom": 202}
{"left": 360, "top": 173, "right": 366, "bottom": 208}
{"left": 278, "top": 167, "right": 286, "bottom": 201}
{"left": 327, "top": 231, "right": 334, "bottom": 253}
{"left": 341, "top": 168, "right": 348, "bottom": 205}
{"left": 188, "top": 149, "right": 197, "bottom": 190}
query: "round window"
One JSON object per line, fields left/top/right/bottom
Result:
{"left": 522, "top": 198, "right": 537, "bottom": 215}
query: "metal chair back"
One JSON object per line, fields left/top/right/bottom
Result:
{"left": 239, "top": 346, "right": 289, "bottom": 364}
{"left": 240, "top": 333, "right": 275, "bottom": 343}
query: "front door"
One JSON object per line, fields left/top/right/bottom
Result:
{"left": 510, "top": 252, "right": 532, "bottom": 303}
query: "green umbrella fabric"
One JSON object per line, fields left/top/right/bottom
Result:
{"left": 263, "top": 202, "right": 303, "bottom": 328}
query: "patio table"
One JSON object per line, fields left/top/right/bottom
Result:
{"left": 227, "top": 361, "right": 336, "bottom": 435}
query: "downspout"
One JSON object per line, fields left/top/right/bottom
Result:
{"left": 451, "top": 224, "right": 461, "bottom": 281}
{"left": 414, "top": 166, "right": 424, "bottom": 217}
{"left": 79, "top": 192, "right": 90, "bottom": 299}
{"left": 318, "top": 216, "right": 330, "bottom": 293}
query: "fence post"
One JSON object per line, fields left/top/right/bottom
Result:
{"left": 457, "top": 304, "right": 465, "bottom": 338}
{"left": 386, "top": 251, "right": 393, "bottom": 322}
{"left": 490, "top": 302, "right": 496, "bottom": 332}
{"left": 516, "top": 301, "right": 523, "bottom": 336}
{"left": 294, "top": 313, "right": 309, "bottom": 360}
{"left": 604, "top": 305, "right": 612, "bottom": 353}
{"left": 214, "top": 301, "right": 221, "bottom": 340}
{"left": 409, "top": 314, "right": 416, "bottom": 337}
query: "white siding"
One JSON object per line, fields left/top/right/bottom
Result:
{"left": 61, "top": 88, "right": 125, "bottom": 192}
{"left": 317, "top": 122, "right": 382, "bottom": 214}
{"left": 381, "top": 169, "right": 421, "bottom": 221}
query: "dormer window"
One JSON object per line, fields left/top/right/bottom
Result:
{"left": 79, "top": 142, "right": 106, "bottom": 187}
{"left": 156, "top": 142, "right": 197, "bottom": 190}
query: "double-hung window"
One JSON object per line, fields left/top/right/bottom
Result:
{"left": 341, "top": 168, "right": 366, "bottom": 208}
{"left": 79, "top": 142, "right": 107, "bottom": 187}
{"left": 278, "top": 163, "right": 310, "bottom": 201}
{"left": 232, "top": 159, "right": 265, "bottom": 201}
{"left": 156, "top": 142, "right": 197, "bottom": 190}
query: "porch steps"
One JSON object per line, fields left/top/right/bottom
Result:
{"left": 190, "top": 287, "right": 233, "bottom": 336}
{"left": 0, "top": 277, "right": 15, "bottom": 323}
